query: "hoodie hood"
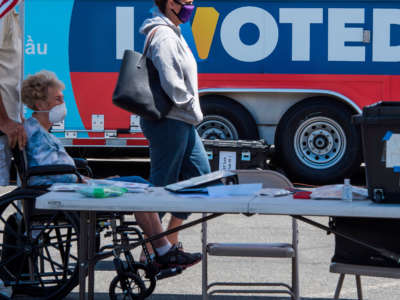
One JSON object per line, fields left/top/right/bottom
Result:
{"left": 139, "top": 7, "right": 180, "bottom": 36}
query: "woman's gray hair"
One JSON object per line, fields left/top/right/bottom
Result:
{"left": 21, "top": 70, "right": 65, "bottom": 109}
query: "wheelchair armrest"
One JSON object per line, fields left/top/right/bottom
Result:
{"left": 27, "top": 164, "right": 82, "bottom": 181}
{"left": 73, "top": 158, "right": 88, "bottom": 169}
{"left": 73, "top": 158, "right": 93, "bottom": 177}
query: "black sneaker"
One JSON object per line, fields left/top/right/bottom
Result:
{"left": 155, "top": 245, "right": 202, "bottom": 269}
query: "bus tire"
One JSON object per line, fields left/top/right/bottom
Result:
{"left": 275, "top": 97, "right": 362, "bottom": 184}
{"left": 198, "top": 95, "right": 259, "bottom": 140}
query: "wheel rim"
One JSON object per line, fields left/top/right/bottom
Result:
{"left": 196, "top": 115, "right": 239, "bottom": 140}
{"left": 134, "top": 265, "right": 156, "bottom": 297}
{"left": 0, "top": 200, "right": 79, "bottom": 296}
{"left": 294, "top": 116, "right": 347, "bottom": 169}
{"left": 110, "top": 272, "right": 144, "bottom": 299}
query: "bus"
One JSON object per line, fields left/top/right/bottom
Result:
{"left": 23, "top": 0, "right": 400, "bottom": 183}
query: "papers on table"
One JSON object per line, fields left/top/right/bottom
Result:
{"left": 207, "top": 183, "right": 262, "bottom": 197}
{"left": 173, "top": 183, "right": 263, "bottom": 198}
{"left": 310, "top": 184, "right": 368, "bottom": 200}
{"left": 49, "top": 180, "right": 149, "bottom": 193}
{"left": 87, "top": 179, "right": 149, "bottom": 193}
{"left": 258, "top": 188, "right": 293, "bottom": 197}
{"left": 48, "top": 183, "right": 86, "bottom": 192}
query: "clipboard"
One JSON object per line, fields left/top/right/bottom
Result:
{"left": 165, "top": 170, "right": 238, "bottom": 193}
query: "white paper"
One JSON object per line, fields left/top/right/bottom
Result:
{"left": 219, "top": 151, "right": 236, "bottom": 170}
{"left": 86, "top": 179, "right": 149, "bottom": 193}
{"left": 386, "top": 134, "right": 400, "bottom": 168}
{"left": 49, "top": 183, "right": 86, "bottom": 192}
{"left": 310, "top": 184, "right": 368, "bottom": 200}
{"left": 207, "top": 183, "right": 262, "bottom": 197}
{"left": 258, "top": 188, "right": 292, "bottom": 197}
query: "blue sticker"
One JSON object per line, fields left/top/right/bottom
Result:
{"left": 383, "top": 131, "right": 393, "bottom": 141}
{"left": 394, "top": 166, "right": 400, "bottom": 173}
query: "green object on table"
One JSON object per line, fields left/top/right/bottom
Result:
{"left": 78, "top": 185, "right": 127, "bottom": 198}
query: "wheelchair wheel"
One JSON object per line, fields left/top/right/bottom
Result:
{"left": 132, "top": 263, "right": 156, "bottom": 297}
{"left": 0, "top": 198, "right": 79, "bottom": 299}
{"left": 109, "top": 271, "right": 146, "bottom": 300}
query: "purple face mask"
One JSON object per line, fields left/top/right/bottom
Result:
{"left": 172, "top": 0, "right": 195, "bottom": 23}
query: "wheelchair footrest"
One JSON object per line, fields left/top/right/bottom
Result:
{"left": 155, "top": 266, "right": 183, "bottom": 280}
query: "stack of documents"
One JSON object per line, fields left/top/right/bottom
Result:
{"left": 49, "top": 180, "right": 149, "bottom": 193}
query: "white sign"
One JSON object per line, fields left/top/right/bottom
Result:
{"left": 130, "top": 115, "right": 141, "bottom": 133}
{"left": 386, "top": 134, "right": 400, "bottom": 168}
{"left": 219, "top": 151, "right": 236, "bottom": 170}
{"left": 92, "top": 114, "right": 104, "bottom": 131}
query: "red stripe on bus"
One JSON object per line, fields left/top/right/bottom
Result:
{"left": 73, "top": 139, "right": 106, "bottom": 146}
{"left": 70, "top": 72, "right": 400, "bottom": 131}
{"left": 127, "top": 139, "right": 149, "bottom": 146}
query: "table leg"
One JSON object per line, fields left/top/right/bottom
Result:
{"left": 88, "top": 211, "right": 96, "bottom": 300}
{"left": 79, "top": 212, "right": 89, "bottom": 300}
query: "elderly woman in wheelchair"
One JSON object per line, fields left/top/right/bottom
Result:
{"left": 0, "top": 71, "right": 201, "bottom": 299}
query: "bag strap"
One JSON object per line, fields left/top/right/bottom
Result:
{"left": 138, "top": 26, "right": 161, "bottom": 66}
{"left": 143, "top": 26, "right": 160, "bottom": 56}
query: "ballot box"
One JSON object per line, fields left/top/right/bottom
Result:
{"left": 202, "top": 139, "right": 272, "bottom": 171}
{"left": 331, "top": 217, "right": 400, "bottom": 268}
{"left": 354, "top": 102, "right": 400, "bottom": 203}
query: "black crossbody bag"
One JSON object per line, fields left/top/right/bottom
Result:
{"left": 112, "top": 27, "right": 173, "bottom": 120}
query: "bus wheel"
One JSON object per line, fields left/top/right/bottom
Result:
{"left": 275, "top": 97, "right": 362, "bottom": 184}
{"left": 198, "top": 95, "right": 259, "bottom": 140}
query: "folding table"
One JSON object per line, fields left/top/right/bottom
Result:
{"left": 36, "top": 188, "right": 400, "bottom": 300}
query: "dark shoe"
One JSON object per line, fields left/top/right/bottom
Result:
{"left": 175, "top": 241, "right": 183, "bottom": 251}
{"left": 155, "top": 245, "right": 201, "bottom": 269}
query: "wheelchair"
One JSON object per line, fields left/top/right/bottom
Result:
{"left": 0, "top": 148, "right": 180, "bottom": 299}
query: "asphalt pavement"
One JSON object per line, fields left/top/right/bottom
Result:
{"left": 1, "top": 184, "right": 400, "bottom": 300}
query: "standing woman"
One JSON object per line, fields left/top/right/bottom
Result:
{"left": 139, "top": 0, "right": 211, "bottom": 248}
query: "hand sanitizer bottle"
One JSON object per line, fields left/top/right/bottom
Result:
{"left": 342, "top": 178, "right": 352, "bottom": 202}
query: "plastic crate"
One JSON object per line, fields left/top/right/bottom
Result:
{"left": 202, "top": 139, "right": 271, "bottom": 171}
{"left": 353, "top": 101, "right": 400, "bottom": 203}
{"left": 332, "top": 217, "right": 400, "bottom": 267}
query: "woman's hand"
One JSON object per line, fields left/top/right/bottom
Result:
{"left": 0, "top": 119, "right": 27, "bottom": 149}
{"left": 80, "top": 175, "right": 91, "bottom": 184}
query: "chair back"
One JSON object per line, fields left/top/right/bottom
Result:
{"left": 235, "top": 169, "right": 294, "bottom": 190}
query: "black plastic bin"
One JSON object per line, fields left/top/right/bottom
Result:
{"left": 331, "top": 217, "right": 400, "bottom": 267}
{"left": 353, "top": 101, "right": 400, "bottom": 203}
{"left": 202, "top": 139, "right": 272, "bottom": 171}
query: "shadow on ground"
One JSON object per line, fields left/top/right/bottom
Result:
{"left": 67, "top": 293, "right": 352, "bottom": 300}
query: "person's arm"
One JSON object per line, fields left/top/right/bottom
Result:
{"left": 0, "top": 92, "right": 27, "bottom": 149}
{"left": 150, "top": 36, "right": 195, "bottom": 110}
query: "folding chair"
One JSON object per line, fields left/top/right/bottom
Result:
{"left": 201, "top": 169, "right": 299, "bottom": 300}
{"left": 330, "top": 262, "right": 400, "bottom": 299}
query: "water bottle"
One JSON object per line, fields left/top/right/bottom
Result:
{"left": 342, "top": 178, "right": 352, "bottom": 202}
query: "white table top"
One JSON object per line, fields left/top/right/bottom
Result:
{"left": 36, "top": 188, "right": 253, "bottom": 214}
{"left": 248, "top": 196, "right": 400, "bottom": 218}
{"left": 35, "top": 187, "right": 400, "bottom": 219}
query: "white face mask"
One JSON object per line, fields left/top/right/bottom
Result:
{"left": 35, "top": 103, "right": 67, "bottom": 123}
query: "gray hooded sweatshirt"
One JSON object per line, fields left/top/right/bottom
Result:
{"left": 139, "top": 9, "right": 203, "bottom": 125}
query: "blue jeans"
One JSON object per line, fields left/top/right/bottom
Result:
{"left": 140, "top": 117, "right": 211, "bottom": 220}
